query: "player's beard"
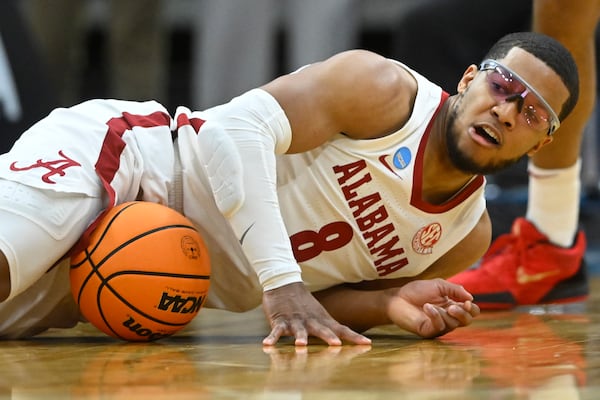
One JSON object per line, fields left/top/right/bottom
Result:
{"left": 445, "top": 91, "right": 524, "bottom": 176}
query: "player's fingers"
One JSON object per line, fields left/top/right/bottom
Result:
{"left": 305, "top": 319, "right": 342, "bottom": 346}
{"left": 456, "top": 300, "right": 480, "bottom": 318}
{"left": 423, "top": 303, "right": 446, "bottom": 332}
{"left": 262, "top": 322, "right": 287, "bottom": 346}
{"left": 291, "top": 319, "right": 309, "bottom": 346}
{"left": 264, "top": 315, "right": 371, "bottom": 346}
{"left": 446, "top": 303, "right": 476, "bottom": 326}
{"left": 437, "top": 305, "right": 462, "bottom": 331}
{"left": 467, "top": 300, "right": 481, "bottom": 317}
{"left": 335, "top": 325, "right": 372, "bottom": 345}
{"left": 424, "top": 303, "right": 464, "bottom": 336}
{"left": 436, "top": 278, "right": 474, "bottom": 302}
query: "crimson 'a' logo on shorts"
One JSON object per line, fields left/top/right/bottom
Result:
{"left": 9, "top": 150, "right": 81, "bottom": 184}
{"left": 412, "top": 222, "right": 442, "bottom": 255}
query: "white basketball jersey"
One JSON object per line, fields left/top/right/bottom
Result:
{"left": 276, "top": 65, "right": 486, "bottom": 292}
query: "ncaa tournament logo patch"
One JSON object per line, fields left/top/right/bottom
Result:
{"left": 392, "top": 147, "right": 411, "bottom": 169}
{"left": 378, "top": 147, "right": 411, "bottom": 178}
{"left": 412, "top": 223, "right": 442, "bottom": 255}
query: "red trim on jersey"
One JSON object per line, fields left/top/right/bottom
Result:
{"left": 176, "top": 112, "right": 206, "bottom": 133}
{"left": 70, "top": 110, "right": 171, "bottom": 255}
{"left": 410, "top": 91, "right": 485, "bottom": 213}
{"left": 96, "top": 111, "right": 171, "bottom": 206}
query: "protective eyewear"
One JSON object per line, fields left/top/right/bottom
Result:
{"left": 479, "top": 59, "right": 560, "bottom": 135}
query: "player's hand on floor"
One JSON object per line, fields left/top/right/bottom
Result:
{"left": 387, "top": 278, "right": 480, "bottom": 338}
{"left": 262, "top": 282, "right": 372, "bottom": 346}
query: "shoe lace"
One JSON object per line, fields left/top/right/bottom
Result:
{"left": 482, "top": 230, "right": 526, "bottom": 262}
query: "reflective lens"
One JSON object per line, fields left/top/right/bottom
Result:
{"left": 479, "top": 59, "right": 560, "bottom": 135}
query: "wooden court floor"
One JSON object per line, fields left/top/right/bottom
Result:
{"left": 2, "top": 279, "right": 600, "bottom": 399}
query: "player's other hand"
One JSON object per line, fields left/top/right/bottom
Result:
{"left": 262, "top": 282, "right": 372, "bottom": 346}
{"left": 387, "top": 278, "right": 480, "bottom": 338}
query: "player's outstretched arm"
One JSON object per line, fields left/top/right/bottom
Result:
{"left": 261, "top": 282, "right": 373, "bottom": 346}
{"left": 314, "top": 279, "right": 480, "bottom": 338}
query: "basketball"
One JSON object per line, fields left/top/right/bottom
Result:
{"left": 70, "top": 201, "right": 211, "bottom": 341}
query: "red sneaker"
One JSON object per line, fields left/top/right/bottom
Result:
{"left": 449, "top": 218, "right": 588, "bottom": 310}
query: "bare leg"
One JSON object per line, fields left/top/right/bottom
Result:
{"left": 531, "top": 0, "right": 599, "bottom": 168}
{"left": 526, "top": 0, "right": 600, "bottom": 247}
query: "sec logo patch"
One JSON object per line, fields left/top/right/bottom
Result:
{"left": 412, "top": 223, "right": 442, "bottom": 255}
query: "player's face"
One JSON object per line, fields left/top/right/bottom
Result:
{"left": 445, "top": 48, "right": 568, "bottom": 175}
{"left": 479, "top": 59, "right": 560, "bottom": 135}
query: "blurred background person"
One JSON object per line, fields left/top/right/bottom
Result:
{"left": 0, "top": 0, "right": 56, "bottom": 153}
{"left": 192, "top": 0, "right": 360, "bottom": 109}
{"left": 21, "top": 0, "right": 168, "bottom": 106}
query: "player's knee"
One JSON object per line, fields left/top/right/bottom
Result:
{"left": 0, "top": 250, "right": 11, "bottom": 302}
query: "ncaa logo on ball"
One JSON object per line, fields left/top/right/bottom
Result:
{"left": 158, "top": 292, "right": 205, "bottom": 314}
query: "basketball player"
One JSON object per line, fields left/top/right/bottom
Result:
{"left": 0, "top": 32, "right": 579, "bottom": 345}
{"left": 450, "top": 1, "right": 600, "bottom": 309}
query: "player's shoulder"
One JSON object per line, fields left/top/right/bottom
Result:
{"left": 324, "top": 49, "right": 398, "bottom": 73}
{"left": 324, "top": 50, "right": 416, "bottom": 92}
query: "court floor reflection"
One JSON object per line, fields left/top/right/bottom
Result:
{"left": 1, "top": 279, "right": 600, "bottom": 399}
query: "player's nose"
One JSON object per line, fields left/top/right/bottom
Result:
{"left": 491, "top": 100, "right": 520, "bottom": 129}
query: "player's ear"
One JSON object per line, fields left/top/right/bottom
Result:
{"left": 527, "top": 135, "right": 553, "bottom": 156}
{"left": 456, "top": 64, "right": 479, "bottom": 94}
